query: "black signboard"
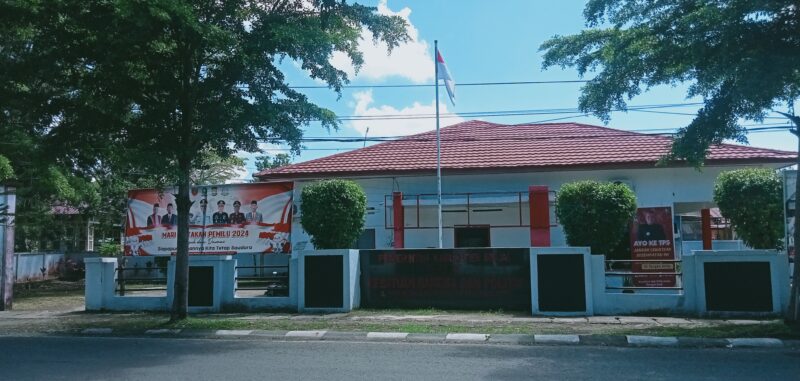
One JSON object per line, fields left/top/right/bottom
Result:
{"left": 188, "top": 266, "right": 214, "bottom": 307}
{"left": 360, "top": 248, "right": 531, "bottom": 310}
{"left": 537, "top": 254, "right": 586, "bottom": 312}
{"left": 305, "top": 255, "right": 344, "bottom": 308}
{"left": 704, "top": 262, "right": 773, "bottom": 312}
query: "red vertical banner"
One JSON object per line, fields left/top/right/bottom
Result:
{"left": 701, "top": 208, "right": 712, "bottom": 250}
{"left": 392, "top": 192, "right": 404, "bottom": 249}
{"left": 529, "top": 186, "right": 551, "bottom": 247}
{"left": 630, "top": 207, "right": 675, "bottom": 287}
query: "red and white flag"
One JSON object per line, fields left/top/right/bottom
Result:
{"left": 436, "top": 49, "right": 455, "bottom": 105}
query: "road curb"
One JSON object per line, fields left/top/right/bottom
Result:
{"left": 366, "top": 332, "right": 409, "bottom": 341}
{"left": 67, "top": 328, "right": 797, "bottom": 350}
{"left": 445, "top": 333, "right": 490, "bottom": 343}
{"left": 627, "top": 335, "right": 679, "bottom": 347}
{"left": 534, "top": 334, "right": 580, "bottom": 345}
{"left": 726, "top": 338, "right": 784, "bottom": 348}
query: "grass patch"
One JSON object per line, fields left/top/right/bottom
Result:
{"left": 12, "top": 280, "right": 85, "bottom": 311}
{"left": 627, "top": 323, "right": 800, "bottom": 340}
{"left": 349, "top": 308, "right": 527, "bottom": 317}
{"left": 53, "top": 313, "right": 800, "bottom": 339}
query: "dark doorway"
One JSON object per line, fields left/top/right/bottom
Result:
{"left": 537, "top": 254, "right": 586, "bottom": 312}
{"left": 304, "top": 255, "right": 344, "bottom": 308}
{"left": 188, "top": 266, "right": 214, "bottom": 307}
{"left": 454, "top": 226, "right": 491, "bottom": 248}
{"left": 354, "top": 228, "right": 376, "bottom": 250}
{"left": 704, "top": 262, "right": 773, "bottom": 312}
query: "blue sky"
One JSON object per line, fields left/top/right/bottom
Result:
{"left": 237, "top": 0, "right": 796, "bottom": 180}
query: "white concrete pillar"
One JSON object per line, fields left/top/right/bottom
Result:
{"left": 84, "top": 257, "right": 117, "bottom": 311}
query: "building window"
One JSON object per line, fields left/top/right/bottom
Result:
{"left": 86, "top": 224, "right": 95, "bottom": 252}
{"left": 454, "top": 225, "right": 491, "bottom": 248}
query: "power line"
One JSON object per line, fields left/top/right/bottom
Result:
{"left": 324, "top": 102, "right": 704, "bottom": 121}
{"left": 240, "top": 79, "right": 593, "bottom": 90}
{"left": 0, "top": 124, "right": 792, "bottom": 151}
{"left": 286, "top": 128, "right": 794, "bottom": 144}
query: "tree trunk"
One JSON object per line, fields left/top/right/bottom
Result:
{"left": 171, "top": 30, "right": 196, "bottom": 321}
{"left": 171, "top": 159, "right": 191, "bottom": 321}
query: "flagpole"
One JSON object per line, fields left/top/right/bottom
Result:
{"left": 435, "top": 40, "right": 443, "bottom": 249}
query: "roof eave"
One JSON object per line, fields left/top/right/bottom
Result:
{"left": 254, "top": 157, "right": 796, "bottom": 182}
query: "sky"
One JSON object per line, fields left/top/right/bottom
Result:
{"left": 235, "top": 0, "right": 797, "bottom": 181}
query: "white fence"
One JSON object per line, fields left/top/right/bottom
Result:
{"left": 12, "top": 252, "right": 64, "bottom": 282}
{"left": 86, "top": 248, "right": 790, "bottom": 317}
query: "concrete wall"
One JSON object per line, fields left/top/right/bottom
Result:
{"left": 690, "top": 250, "right": 789, "bottom": 317}
{"left": 288, "top": 165, "right": 777, "bottom": 250}
{"left": 11, "top": 251, "right": 105, "bottom": 283}
{"left": 12, "top": 252, "right": 64, "bottom": 282}
{"left": 85, "top": 248, "right": 789, "bottom": 317}
{"left": 591, "top": 250, "right": 789, "bottom": 317}
{"left": 86, "top": 255, "right": 299, "bottom": 313}
{"left": 297, "top": 249, "right": 360, "bottom": 313}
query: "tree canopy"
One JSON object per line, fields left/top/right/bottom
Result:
{"left": 540, "top": 0, "right": 800, "bottom": 164}
{"left": 255, "top": 153, "right": 293, "bottom": 171}
{"left": 1, "top": 0, "right": 409, "bottom": 318}
{"left": 191, "top": 151, "right": 247, "bottom": 185}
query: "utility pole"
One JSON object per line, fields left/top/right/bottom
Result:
{"left": 778, "top": 111, "right": 800, "bottom": 323}
{"left": 0, "top": 185, "right": 16, "bottom": 311}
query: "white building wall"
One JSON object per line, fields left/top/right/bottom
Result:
{"left": 288, "top": 164, "right": 781, "bottom": 251}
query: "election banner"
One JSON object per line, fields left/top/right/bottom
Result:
{"left": 630, "top": 206, "right": 676, "bottom": 287}
{"left": 125, "top": 182, "right": 293, "bottom": 256}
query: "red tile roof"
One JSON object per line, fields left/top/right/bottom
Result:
{"left": 254, "top": 121, "right": 796, "bottom": 180}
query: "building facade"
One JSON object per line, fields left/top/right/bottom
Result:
{"left": 255, "top": 121, "right": 795, "bottom": 254}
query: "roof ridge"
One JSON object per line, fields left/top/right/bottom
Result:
{"left": 254, "top": 120, "right": 488, "bottom": 178}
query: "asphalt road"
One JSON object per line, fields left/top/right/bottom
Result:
{"left": 1, "top": 336, "right": 799, "bottom": 381}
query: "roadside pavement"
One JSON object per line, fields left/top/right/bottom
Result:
{"left": 1, "top": 307, "right": 798, "bottom": 350}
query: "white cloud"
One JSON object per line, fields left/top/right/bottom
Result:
{"left": 348, "top": 90, "right": 464, "bottom": 137}
{"left": 330, "top": 0, "right": 433, "bottom": 83}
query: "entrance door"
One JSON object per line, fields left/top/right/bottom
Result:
{"left": 354, "top": 228, "right": 376, "bottom": 249}
{"left": 454, "top": 226, "right": 491, "bottom": 248}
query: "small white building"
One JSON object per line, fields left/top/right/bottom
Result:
{"left": 254, "top": 121, "right": 795, "bottom": 253}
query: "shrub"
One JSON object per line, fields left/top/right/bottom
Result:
{"left": 556, "top": 180, "right": 637, "bottom": 255}
{"left": 713, "top": 168, "right": 782, "bottom": 249}
{"left": 98, "top": 239, "right": 121, "bottom": 257}
{"left": 0, "top": 154, "right": 13, "bottom": 182}
{"left": 300, "top": 179, "right": 367, "bottom": 249}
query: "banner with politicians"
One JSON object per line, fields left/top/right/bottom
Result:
{"left": 125, "top": 182, "right": 293, "bottom": 256}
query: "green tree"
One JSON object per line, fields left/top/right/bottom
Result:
{"left": 300, "top": 180, "right": 367, "bottom": 249}
{"left": 192, "top": 151, "right": 246, "bottom": 185}
{"left": 714, "top": 169, "right": 783, "bottom": 249}
{"left": 539, "top": 0, "right": 800, "bottom": 321}
{"left": 555, "top": 181, "right": 637, "bottom": 256}
{"left": 255, "top": 153, "right": 293, "bottom": 171}
{"left": 3, "top": 0, "right": 408, "bottom": 319}
{"left": 0, "top": 155, "right": 12, "bottom": 182}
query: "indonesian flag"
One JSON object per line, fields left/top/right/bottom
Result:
{"left": 436, "top": 49, "right": 455, "bottom": 105}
